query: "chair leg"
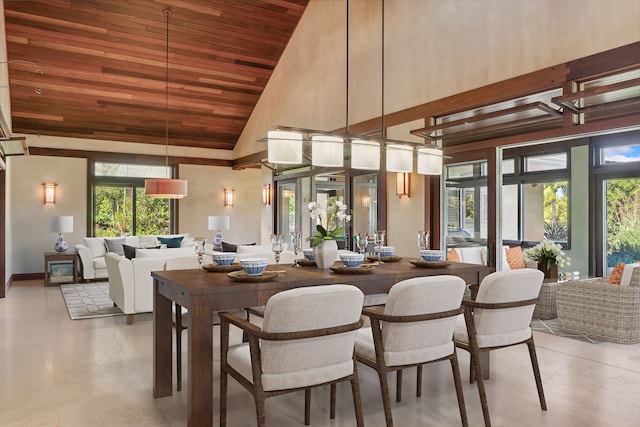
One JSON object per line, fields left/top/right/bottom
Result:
{"left": 471, "top": 349, "right": 491, "bottom": 427}
{"left": 416, "top": 365, "right": 423, "bottom": 397}
{"left": 450, "top": 352, "right": 469, "bottom": 427}
{"left": 330, "top": 383, "right": 337, "bottom": 419}
{"left": 396, "top": 369, "right": 402, "bottom": 402}
{"left": 351, "top": 364, "right": 365, "bottom": 427}
{"left": 376, "top": 370, "right": 394, "bottom": 427}
{"left": 126, "top": 314, "right": 134, "bottom": 325}
{"left": 219, "top": 369, "right": 228, "bottom": 427}
{"left": 304, "top": 389, "right": 311, "bottom": 425}
{"left": 175, "top": 303, "right": 182, "bottom": 392}
{"left": 527, "top": 339, "right": 547, "bottom": 411}
{"left": 255, "top": 394, "right": 267, "bottom": 427}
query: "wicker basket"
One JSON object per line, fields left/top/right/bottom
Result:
{"left": 556, "top": 268, "right": 640, "bottom": 344}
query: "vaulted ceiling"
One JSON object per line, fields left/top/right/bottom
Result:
{"left": 3, "top": 0, "right": 309, "bottom": 152}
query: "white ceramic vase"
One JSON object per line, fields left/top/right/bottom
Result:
{"left": 313, "top": 239, "right": 338, "bottom": 269}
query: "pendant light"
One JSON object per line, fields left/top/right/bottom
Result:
{"left": 417, "top": 146, "right": 443, "bottom": 175}
{"left": 145, "top": 9, "right": 188, "bottom": 199}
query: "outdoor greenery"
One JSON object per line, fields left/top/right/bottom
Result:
{"left": 606, "top": 178, "right": 640, "bottom": 267}
{"left": 94, "top": 186, "right": 169, "bottom": 237}
{"left": 543, "top": 181, "right": 568, "bottom": 241}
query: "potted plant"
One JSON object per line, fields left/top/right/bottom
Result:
{"left": 307, "top": 199, "right": 351, "bottom": 268}
{"left": 523, "top": 240, "right": 571, "bottom": 278}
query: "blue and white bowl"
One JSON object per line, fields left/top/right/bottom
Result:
{"left": 240, "top": 258, "right": 269, "bottom": 275}
{"left": 303, "top": 248, "right": 315, "bottom": 261}
{"left": 420, "top": 250, "right": 444, "bottom": 262}
{"left": 340, "top": 253, "right": 365, "bottom": 268}
{"left": 379, "top": 246, "right": 395, "bottom": 258}
{"left": 212, "top": 252, "right": 236, "bottom": 266}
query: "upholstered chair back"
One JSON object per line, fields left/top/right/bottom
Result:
{"left": 473, "top": 268, "right": 544, "bottom": 348}
{"left": 381, "top": 276, "right": 466, "bottom": 361}
{"left": 260, "top": 285, "right": 364, "bottom": 390}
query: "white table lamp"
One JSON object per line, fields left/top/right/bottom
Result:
{"left": 50, "top": 215, "right": 73, "bottom": 253}
{"left": 208, "top": 215, "right": 230, "bottom": 250}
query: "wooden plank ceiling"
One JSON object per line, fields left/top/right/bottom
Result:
{"left": 3, "top": 0, "right": 309, "bottom": 151}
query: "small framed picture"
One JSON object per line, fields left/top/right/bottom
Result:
{"left": 49, "top": 261, "right": 74, "bottom": 283}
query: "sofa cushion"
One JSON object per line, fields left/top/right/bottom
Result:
{"left": 158, "top": 236, "right": 184, "bottom": 248}
{"left": 620, "top": 263, "right": 640, "bottom": 287}
{"left": 139, "top": 235, "right": 160, "bottom": 247}
{"left": 608, "top": 262, "right": 625, "bottom": 285}
{"left": 505, "top": 246, "right": 525, "bottom": 269}
{"left": 93, "top": 256, "right": 107, "bottom": 270}
{"left": 136, "top": 247, "right": 195, "bottom": 258}
{"left": 83, "top": 237, "right": 107, "bottom": 258}
{"left": 104, "top": 237, "right": 126, "bottom": 256}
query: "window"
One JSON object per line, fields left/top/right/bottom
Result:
{"left": 445, "top": 160, "right": 487, "bottom": 246}
{"left": 92, "top": 162, "right": 173, "bottom": 237}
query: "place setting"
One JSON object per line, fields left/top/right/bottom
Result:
{"left": 330, "top": 253, "right": 376, "bottom": 274}
{"left": 202, "top": 251, "right": 242, "bottom": 272}
{"left": 409, "top": 230, "right": 453, "bottom": 268}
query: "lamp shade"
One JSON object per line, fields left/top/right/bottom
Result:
{"left": 267, "top": 131, "right": 302, "bottom": 164}
{"left": 351, "top": 139, "right": 380, "bottom": 170}
{"left": 312, "top": 135, "right": 343, "bottom": 167}
{"left": 145, "top": 178, "right": 188, "bottom": 198}
{"left": 386, "top": 144, "right": 413, "bottom": 173}
{"left": 208, "top": 215, "right": 230, "bottom": 231}
{"left": 417, "top": 147, "right": 443, "bottom": 175}
{"left": 50, "top": 216, "right": 73, "bottom": 233}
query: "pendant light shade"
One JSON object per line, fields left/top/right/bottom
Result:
{"left": 145, "top": 9, "right": 187, "bottom": 199}
{"left": 417, "top": 147, "right": 443, "bottom": 175}
{"left": 351, "top": 139, "right": 380, "bottom": 170}
{"left": 312, "top": 135, "right": 343, "bottom": 167}
{"left": 145, "top": 178, "right": 188, "bottom": 199}
{"left": 386, "top": 144, "right": 413, "bottom": 173}
{"left": 267, "top": 130, "right": 303, "bottom": 164}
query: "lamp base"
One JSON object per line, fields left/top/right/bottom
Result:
{"left": 213, "top": 231, "right": 223, "bottom": 251}
{"left": 55, "top": 234, "right": 68, "bottom": 253}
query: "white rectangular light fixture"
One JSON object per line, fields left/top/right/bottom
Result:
{"left": 386, "top": 144, "right": 413, "bottom": 173}
{"left": 312, "top": 135, "right": 343, "bottom": 167}
{"left": 267, "top": 130, "right": 303, "bottom": 164}
{"left": 417, "top": 147, "right": 443, "bottom": 175}
{"left": 351, "top": 139, "right": 380, "bottom": 170}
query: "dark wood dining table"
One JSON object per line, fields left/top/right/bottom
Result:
{"left": 152, "top": 260, "right": 493, "bottom": 426}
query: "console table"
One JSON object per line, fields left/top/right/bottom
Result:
{"left": 152, "top": 261, "right": 492, "bottom": 426}
{"left": 44, "top": 251, "right": 78, "bottom": 286}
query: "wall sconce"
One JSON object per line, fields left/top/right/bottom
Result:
{"left": 361, "top": 194, "right": 370, "bottom": 208}
{"left": 42, "top": 183, "right": 57, "bottom": 204}
{"left": 262, "top": 184, "right": 271, "bottom": 205}
{"left": 396, "top": 173, "right": 410, "bottom": 198}
{"left": 224, "top": 188, "right": 235, "bottom": 207}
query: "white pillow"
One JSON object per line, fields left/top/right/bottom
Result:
{"left": 620, "top": 263, "right": 640, "bottom": 287}
{"left": 139, "top": 235, "right": 160, "bottom": 247}
{"left": 83, "top": 237, "right": 106, "bottom": 258}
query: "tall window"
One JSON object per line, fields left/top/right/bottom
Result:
{"left": 445, "top": 161, "right": 487, "bottom": 246}
{"left": 93, "top": 162, "right": 172, "bottom": 237}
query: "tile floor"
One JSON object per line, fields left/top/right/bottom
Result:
{"left": 1, "top": 281, "right": 640, "bottom": 426}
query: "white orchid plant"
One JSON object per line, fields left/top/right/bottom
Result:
{"left": 522, "top": 240, "right": 571, "bottom": 269}
{"left": 307, "top": 199, "right": 351, "bottom": 247}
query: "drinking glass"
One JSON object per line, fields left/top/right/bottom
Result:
{"left": 356, "top": 232, "right": 369, "bottom": 256}
{"left": 271, "top": 234, "right": 284, "bottom": 272}
{"left": 291, "top": 231, "right": 302, "bottom": 267}
{"left": 417, "top": 230, "right": 430, "bottom": 250}
{"left": 374, "top": 230, "right": 386, "bottom": 263}
{"left": 194, "top": 237, "right": 206, "bottom": 268}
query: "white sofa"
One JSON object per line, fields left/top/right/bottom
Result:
{"left": 448, "top": 246, "right": 535, "bottom": 271}
{"left": 105, "top": 247, "right": 198, "bottom": 324}
{"left": 75, "top": 234, "right": 195, "bottom": 280}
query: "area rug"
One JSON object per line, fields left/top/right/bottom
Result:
{"left": 531, "top": 317, "right": 600, "bottom": 344}
{"left": 60, "top": 282, "right": 124, "bottom": 320}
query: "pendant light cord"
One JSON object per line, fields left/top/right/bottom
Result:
{"left": 345, "top": 0, "right": 349, "bottom": 135}
{"left": 164, "top": 8, "right": 171, "bottom": 175}
{"left": 381, "top": 0, "right": 385, "bottom": 140}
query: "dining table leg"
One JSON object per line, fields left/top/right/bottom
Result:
{"left": 153, "top": 278, "right": 173, "bottom": 398}
{"left": 187, "top": 297, "right": 215, "bottom": 426}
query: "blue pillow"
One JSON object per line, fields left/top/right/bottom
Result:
{"left": 158, "top": 236, "right": 184, "bottom": 248}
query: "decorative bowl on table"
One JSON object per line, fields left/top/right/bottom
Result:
{"left": 211, "top": 252, "right": 237, "bottom": 266}
{"left": 339, "top": 253, "right": 365, "bottom": 268}
{"left": 239, "top": 258, "right": 269, "bottom": 275}
{"left": 419, "top": 249, "right": 444, "bottom": 262}
{"left": 302, "top": 248, "right": 315, "bottom": 261}
{"left": 379, "top": 246, "right": 395, "bottom": 258}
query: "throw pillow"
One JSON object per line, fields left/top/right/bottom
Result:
{"left": 447, "top": 248, "right": 461, "bottom": 262}
{"left": 221, "top": 241, "right": 257, "bottom": 253}
{"left": 104, "top": 237, "right": 126, "bottom": 256}
{"left": 505, "top": 246, "right": 525, "bottom": 269}
{"left": 123, "top": 244, "right": 137, "bottom": 260}
{"left": 608, "top": 262, "right": 625, "bottom": 285}
{"left": 158, "top": 236, "right": 184, "bottom": 248}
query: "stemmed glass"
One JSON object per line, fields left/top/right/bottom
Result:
{"left": 291, "top": 232, "right": 302, "bottom": 267}
{"left": 356, "top": 232, "right": 369, "bottom": 256}
{"left": 271, "top": 234, "right": 284, "bottom": 273}
{"left": 417, "top": 230, "right": 430, "bottom": 250}
{"left": 374, "top": 230, "right": 386, "bottom": 264}
{"left": 194, "top": 237, "right": 206, "bottom": 268}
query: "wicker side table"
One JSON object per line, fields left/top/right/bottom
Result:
{"left": 533, "top": 279, "right": 562, "bottom": 320}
